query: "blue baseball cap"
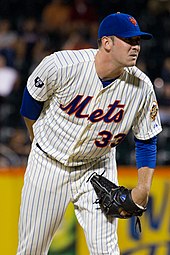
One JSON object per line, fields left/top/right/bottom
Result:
{"left": 98, "top": 13, "right": 152, "bottom": 40}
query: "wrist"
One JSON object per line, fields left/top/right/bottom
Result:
{"left": 131, "top": 186, "right": 149, "bottom": 207}
{"left": 137, "top": 167, "right": 154, "bottom": 194}
{"left": 136, "top": 184, "right": 150, "bottom": 195}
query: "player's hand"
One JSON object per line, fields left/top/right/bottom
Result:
{"left": 119, "top": 209, "right": 132, "bottom": 218}
{"left": 131, "top": 186, "right": 149, "bottom": 208}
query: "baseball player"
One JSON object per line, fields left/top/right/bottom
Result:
{"left": 17, "top": 13, "right": 162, "bottom": 255}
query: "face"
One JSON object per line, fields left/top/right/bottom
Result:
{"left": 103, "top": 36, "right": 141, "bottom": 67}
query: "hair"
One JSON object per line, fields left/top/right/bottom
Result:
{"left": 97, "top": 38, "right": 102, "bottom": 48}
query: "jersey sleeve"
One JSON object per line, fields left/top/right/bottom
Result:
{"left": 132, "top": 87, "right": 162, "bottom": 140}
{"left": 26, "top": 54, "right": 57, "bottom": 101}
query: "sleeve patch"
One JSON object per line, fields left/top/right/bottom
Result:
{"left": 35, "top": 77, "right": 44, "bottom": 88}
{"left": 150, "top": 101, "right": 158, "bottom": 121}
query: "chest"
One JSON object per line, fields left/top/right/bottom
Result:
{"left": 56, "top": 75, "right": 143, "bottom": 128}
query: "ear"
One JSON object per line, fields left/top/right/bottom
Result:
{"left": 101, "top": 37, "right": 113, "bottom": 51}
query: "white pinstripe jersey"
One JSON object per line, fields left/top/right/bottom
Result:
{"left": 27, "top": 49, "right": 162, "bottom": 166}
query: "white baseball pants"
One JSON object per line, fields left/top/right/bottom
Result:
{"left": 17, "top": 141, "right": 120, "bottom": 255}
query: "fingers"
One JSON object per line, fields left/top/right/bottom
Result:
{"left": 120, "top": 209, "right": 131, "bottom": 218}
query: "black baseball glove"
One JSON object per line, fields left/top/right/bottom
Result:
{"left": 90, "top": 173, "right": 146, "bottom": 231}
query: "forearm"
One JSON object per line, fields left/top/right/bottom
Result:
{"left": 24, "top": 117, "right": 36, "bottom": 142}
{"left": 131, "top": 167, "right": 154, "bottom": 207}
{"left": 136, "top": 166, "right": 154, "bottom": 192}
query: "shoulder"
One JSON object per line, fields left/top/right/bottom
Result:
{"left": 53, "top": 49, "right": 97, "bottom": 67}
{"left": 125, "top": 66, "right": 153, "bottom": 88}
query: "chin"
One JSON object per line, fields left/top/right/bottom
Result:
{"left": 126, "top": 63, "right": 136, "bottom": 67}
{"left": 127, "top": 60, "right": 137, "bottom": 67}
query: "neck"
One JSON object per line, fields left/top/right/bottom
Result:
{"left": 95, "top": 49, "right": 124, "bottom": 80}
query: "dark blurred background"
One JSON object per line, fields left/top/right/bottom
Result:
{"left": 0, "top": 0, "right": 170, "bottom": 167}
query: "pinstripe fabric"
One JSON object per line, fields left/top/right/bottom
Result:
{"left": 17, "top": 143, "right": 71, "bottom": 254}
{"left": 17, "top": 143, "right": 119, "bottom": 254}
{"left": 73, "top": 149, "right": 120, "bottom": 254}
{"left": 17, "top": 48, "right": 162, "bottom": 254}
{"left": 26, "top": 49, "right": 162, "bottom": 167}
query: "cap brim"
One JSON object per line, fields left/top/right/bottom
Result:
{"left": 120, "top": 31, "right": 153, "bottom": 40}
{"left": 139, "top": 32, "right": 153, "bottom": 40}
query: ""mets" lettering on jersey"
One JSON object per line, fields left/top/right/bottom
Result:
{"left": 60, "top": 95, "right": 125, "bottom": 123}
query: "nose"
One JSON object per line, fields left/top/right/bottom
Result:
{"left": 131, "top": 44, "right": 140, "bottom": 51}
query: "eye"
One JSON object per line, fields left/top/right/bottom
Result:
{"left": 125, "top": 38, "right": 141, "bottom": 46}
{"left": 117, "top": 36, "right": 141, "bottom": 46}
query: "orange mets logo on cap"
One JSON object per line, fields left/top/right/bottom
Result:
{"left": 129, "top": 16, "right": 137, "bottom": 26}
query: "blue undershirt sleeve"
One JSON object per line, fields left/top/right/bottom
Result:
{"left": 134, "top": 136, "right": 157, "bottom": 169}
{"left": 20, "top": 87, "right": 44, "bottom": 120}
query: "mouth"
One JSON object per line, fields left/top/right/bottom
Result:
{"left": 130, "top": 51, "right": 138, "bottom": 57}
{"left": 129, "top": 54, "right": 138, "bottom": 60}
